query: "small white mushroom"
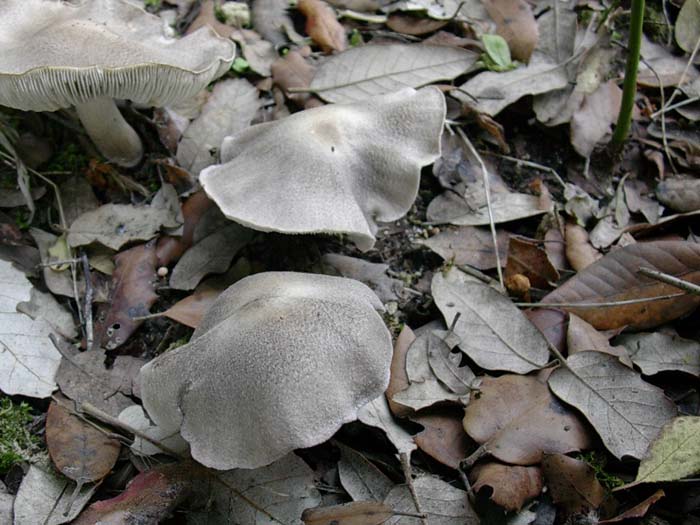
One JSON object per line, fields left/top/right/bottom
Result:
{"left": 0, "top": 0, "right": 235, "bottom": 167}
{"left": 139, "top": 272, "right": 392, "bottom": 470}
{"left": 200, "top": 87, "right": 445, "bottom": 251}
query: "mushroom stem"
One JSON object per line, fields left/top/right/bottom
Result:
{"left": 74, "top": 97, "right": 143, "bottom": 167}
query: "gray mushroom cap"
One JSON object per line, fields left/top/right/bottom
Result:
{"left": 139, "top": 272, "right": 393, "bottom": 470}
{"left": 0, "top": 0, "right": 235, "bottom": 166}
{"left": 200, "top": 87, "right": 445, "bottom": 251}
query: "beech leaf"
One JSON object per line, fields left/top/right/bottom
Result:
{"left": 541, "top": 241, "right": 700, "bottom": 330}
{"left": 549, "top": 351, "right": 678, "bottom": 459}
{"left": 432, "top": 268, "right": 550, "bottom": 373}
{"left": 309, "top": 44, "right": 478, "bottom": 103}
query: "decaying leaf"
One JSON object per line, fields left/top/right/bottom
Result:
{"left": 570, "top": 80, "right": 622, "bottom": 158}
{"left": 541, "top": 454, "right": 606, "bottom": 516}
{"left": 67, "top": 198, "right": 180, "bottom": 251}
{"left": 633, "top": 416, "right": 700, "bottom": 484}
{"left": 412, "top": 408, "right": 473, "bottom": 469}
{"left": 676, "top": 0, "right": 700, "bottom": 53}
{"left": 567, "top": 314, "right": 632, "bottom": 367}
{"left": 17, "top": 288, "right": 77, "bottom": 339}
{"left": 455, "top": 53, "right": 569, "bottom": 116}
{"left": 0, "top": 259, "right": 60, "bottom": 398}
{"left": 272, "top": 49, "right": 316, "bottom": 104}
{"left": 13, "top": 462, "right": 95, "bottom": 525}
{"left": 73, "top": 463, "right": 195, "bottom": 525}
{"left": 118, "top": 404, "right": 189, "bottom": 457}
{"left": 176, "top": 78, "right": 261, "bottom": 175}
{"left": 483, "top": 0, "right": 538, "bottom": 62}
{"left": 638, "top": 36, "right": 699, "bottom": 88}
{"left": 383, "top": 475, "right": 478, "bottom": 525}
{"left": 463, "top": 374, "right": 592, "bottom": 465}
{"left": 302, "top": 501, "right": 394, "bottom": 525}
{"left": 427, "top": 189, "right": 548, "bottom": 227}
{"left": 505, "top": 237, "right": 559, "bottom": 289}
{"left": 656, "top": 175, "right": 700, "bottom": 212}
{"left": 46, "top": 398, "right": 121, "bottom": 486}
{"left": 231, "top": 28, "right": 278, "bottom": 77}
{"left": 309, "top": 44, "right": 478, "bottom": 103}
{"left": 359, "top": 395, "right": 417, "bottom": 456}
{"left": 541, "top": 241, "right": 700, "bottom": 330}
{"left": 205, "top": 454, "right": 322, "bottom": 524}
{"left": 549, "top": 351, "right": 678, "bottom": 459}
{"left": 524, "top": 308, "right": 567, "bottom": 353}
{"left": 599, "top": 490, "right": 665, "bottom": 524}
{"left": 298, "top": 0, "right": 347, "bottom": 53}
{"left": 387, "top": 325, "right": 415, "bottom": 418}
{"left": 386, "top": 13, "right": 447, "bottom": 36}
{"left": 161, "top": 282, "right": 222, "bottom": 329}
{"left": 617, "top": 332, "right": 700, "bottom": 376}
{"left": 55, "top": 337, "right": 145, "bottom": 417}
{"left": 565, "top": 222, "right": 601, "bottom": 271}
{"left": 252, "top": 0, "right": 304, "bottom": 48}
{"left": 471, "top": 462, "right": 542, "bottom": 512}
{"left": 93, "top": 240, "right": 158, "bottom": 350}
{"left": 432, "top": 268, "right": 550, "bottom": 373}
{"left": 418, "top": 226, "right": 508, "bottom": 270}
{"left": 337, "top": 443, "right": 394, "bottom": 502}
{"left": 392, "top": 329, "right": 468, "bottom": 411}
{"left": 322, "top": 253, "right": 405, "bottom": 303}
{"left": 428, "top": 329, "right": 475, "bottom": 395}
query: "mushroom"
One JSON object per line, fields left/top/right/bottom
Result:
{"left": 0, "top": 0, "right": 235, "bottom": 167}
{"left": 139, "top": 271, "right": 392, "bottom": 469}
{"left": 200, "top": 87, "right": 445, "bottom": 251}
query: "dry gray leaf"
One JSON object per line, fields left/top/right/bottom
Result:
{"left": 337, "top": 443, "right": 394, "bottom": 502}
{"left": 13, "top": 463, "right": 95, "bottom": 525}
{"left": 322, "top": 253, "right": 405, "bottom": 303}
{"left": 427, "top": 189, "right": 547, "bottom": 226}
{"left": 617, "top": 332, "right": 700, "bottom": 377}
{"left": 169, "top": 222, "right": 253, "bottom": 290}
{"left": 309, "top": 44, "right": 478, "bottom": 103}
{"left": 455, "top": 52, "right": 569, "bottom": 116}
{"left": 567, "top": 314, "right": 632, "bottom": 367}
{"left": 67, "top": 203, "right": 174, "bottom": 250}
{"left": 252, "top": 0, "right": 304, "bottom": 47}
{"left": 392, "top": 329, "right": 468, "bottom": 411}
{"left": 209, "top": 454, "right": 321, "bottom": 524}
{"left": 231, "top": 29, "right": 277, "bottom": 77}
{"left": 118, "top": 405, "right": 189, "bottom": 456}
{"left": 427, "top": 329, "right": 475, "bottom": 395}
{"left": 570, "top": 80, "right": 622, "bottom": 157}
{"left": 676, "top": 0, "right": 700, "bottom": 53}
{"left": 549, "top": 351, "right": 678, "bottom": 459}
{"left": 639, "top": 35, "right": 699, "bottom": 87}
{"left": 656, "top": 176, "right": 700, "bottom": 212}
{"left": 31, "top": 228, "right": 81, "bottom": 299}
{"left": 176, "top": 78, "right": 260, "bottom": 175}
{"left": 417, "top": 226, "right": 508, "bottom": 270}
{"left": 358, "top": 395, "right": 417, "bottom": 456}
{"left": 0, "top": 260, "right": 60, "bottom": 398}
{"left": 151, "top": 183, "right": 183, "bottom": 230}
{"left": 59, "top": 175, "right": 99, "bottom": 226}
{"left": 383, "top": 475, "right": 478, "bottom": 525}
{"left": 17, "top": 289, "right": 76, "bottom": 339}
{"left": 432, "top": 268, "right": 550, "bottom": 373}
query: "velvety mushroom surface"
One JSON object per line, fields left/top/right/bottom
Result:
{"left": 139, "top": 272, "right": 393, "bottom": 470}
{"left": 0, "top": 0, "right": 235, "bottom": 166}
{"left": 200, "top": 87, "right": 445, "bottom": 251}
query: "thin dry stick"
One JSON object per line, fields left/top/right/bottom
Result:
{"left": 515, "top": 292, "right": 686, "bottom": 308}
{"left": 479, "top": 151, "right": 567, "bottom": 189}
{"left": 658, "top": 31, "right": 700, "bottom": 113}
{"left": 80, "top": 253, "right": 94, "bottom": 350}
{"left": 455, "top": 127, "right": 504, "bottom": 289}
{"left": 400, "top": 452, "right": 427, "bottom": 525}
{"left": 638, "top": 267, "right": 700, "bottom": 296}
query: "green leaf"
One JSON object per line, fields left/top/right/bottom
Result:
{"left": 635, "top": 416, "right": 700, "bottom": 484}
{"left": 232, "top": 57, "right": 250, "bottom": 74}
{"left": 482, "top": 34, "right": 513, "bottom": 70}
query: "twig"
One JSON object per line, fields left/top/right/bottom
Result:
{"left": 478, "top": 151, "right": 567, "bottom": 189}
{"left": 400, "top": 452, "right": 427, "bottom": 525}
{"left": 611, "top": 0, "right": 644, "bottom": 148}
{"left": 37, "top": 258, "right": 82, "bottom": 268}
{"left": 651, "top": 96, "right": 700, "bottom": 118}
{"left": 80, "top": 253, "right": 94, "bottom": 351}
{"left": 658, "top": 30, "right": 700, "bottom": 113}
{"left": 515, "top": 292, "right": 686, "bottom": 308}
{"left": 455, "top": 127, "right": 504, "bottom": 290}
{"left": 637, "top": 267, "right": 700, "bottom": 296}
{"left": 458, "top": 264, "right": 505, "bottom": 293}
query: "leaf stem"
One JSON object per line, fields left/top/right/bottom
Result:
{"left": 611, "top": 0, "right": 644, "bottom": 148}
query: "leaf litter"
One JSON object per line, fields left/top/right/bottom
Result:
{"left": 2, "top": 0, "right": 700, "bottom": 523}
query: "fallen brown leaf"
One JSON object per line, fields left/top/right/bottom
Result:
{"left": 73, "top": 463, "right": 196, "bottom": 525}
{"left": 483, "top": 0, "right": 538, "bottom": 62}
{"left": 186, "top": 0, "right": 233, "bottom": 37}
{"left": 505, "top": 237, "right": 559, "bottom": 289}
{"left": 541, "top": 240, "right": 700, "bottom": 330}
{"left": 271, "top": 49, "right": 317, "bottom": 105}
{"left": 386, "top": 325, "right": 415, "bottom": 418}
{"left": 599, "top": 490, "right": 665, "bottom": 524}
{"left": 541, "top": 454, "right": 606, "bottom": 516}
{"left": 567, "top": 314, "right": 632, "bottom": 367}
{"left": 571, "top": 81, "right": 622, "bottom": 157}
{"left": 93, "top": 241, "right": 158, "bottom": 350}
{"left": 46, "top": 397, "right": 120, "bottom": 486}
{"left": 163, "top": 284, "right": 221, "bottom": 328}
{"left": 156, "top": 191, "right": 215, "bottom": 267}
{"left": 302, "top": 501, "right": 394, "bottom": 525}
{"left": 471, "top": 462, "right": 542, "bottom": 512}
{"left": 387, "top": 14, "right": 448, "bottom": 36}
{"left": 463, "top": 374, "right": 592, "bottom": 465}
{"left": 544, "top": 226, "right": 568, "bottom": 270}
{"left": 298, "top": 0, "right": 347, "bottom": 53}
{"left": 419, "top": 226, "right": 508, "bottom": 270}
{"left": 411, "top": 407, "right": 473, "bottom": 469}
{"left": 524, "top": 308, "right": 568, "bottom": 353}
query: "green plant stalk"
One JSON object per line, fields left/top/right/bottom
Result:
{"left": 612, "top": 0, "right": 645, "bottom": 147}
